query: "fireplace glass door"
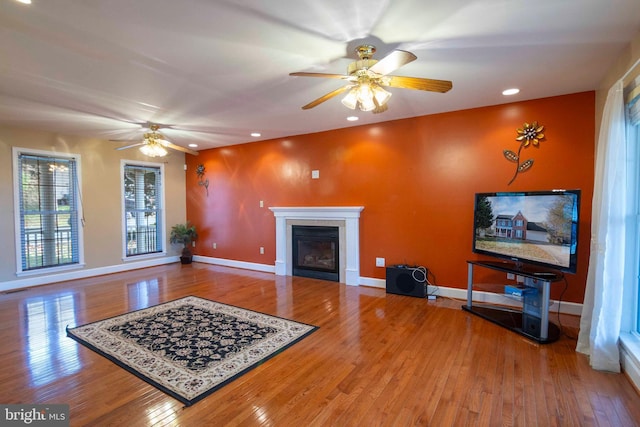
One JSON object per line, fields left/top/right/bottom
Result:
{"left": 292, "top": 226, "right": 339, "bottom": 282}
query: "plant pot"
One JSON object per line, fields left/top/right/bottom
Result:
{"left": 180, "top": 255, "right": 193, "bottom": 264}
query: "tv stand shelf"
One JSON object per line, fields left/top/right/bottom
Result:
{"left": 462, "top": 260, "right": 563, "bottom": 344}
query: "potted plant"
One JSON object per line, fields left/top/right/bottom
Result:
{"left": 169, "top": 222, "right": 198, "bottom": 264}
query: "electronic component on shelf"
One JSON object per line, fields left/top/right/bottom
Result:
{"left": 504, "top": 285, "right": 532, "bottom": 298}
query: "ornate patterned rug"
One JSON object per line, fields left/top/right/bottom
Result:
{"left": 67, "top": 296, "right": 318, "bottom": 406}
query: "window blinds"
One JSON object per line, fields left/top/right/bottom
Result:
{"left": 626, "top": 75, "right": 640, "bottom": 126}
{"left": 18, "top": 153, "right": 79, "bottom": 270}
{"left": 123, "top": 164, "right": 162, "bottom": 256}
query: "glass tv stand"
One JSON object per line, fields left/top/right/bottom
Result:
{"left": 462, "top": 260, "right": 563, "bottom": 344}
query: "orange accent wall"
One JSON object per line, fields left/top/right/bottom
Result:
{"left": 186, "top": 92, "right": 594, "bottom": 303}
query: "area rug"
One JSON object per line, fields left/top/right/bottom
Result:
{"left": 66, "top": 296, "right": 318, "bottom": 406}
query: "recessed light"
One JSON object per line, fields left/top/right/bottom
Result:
{"left": 347, "top": 116, "right": 359, "bottom": 121}
{"left": 15, "top": 0, "right": 32, "bottom": 4}
{"left": 502, "top": 88, "right": 520, "bottom": 96}
{"left": 251, "top": 132, "right": 261, "bottom": 137}
{"left": 188, "top": 143, "right": 198, "bottom": 148}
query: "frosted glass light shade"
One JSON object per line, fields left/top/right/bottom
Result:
{"left": 342, "top": 82, "right": 391, "bottom": 112}
{"left": 341, "top": 89, "right": 358, "bottom": 109}
{"left": 373, "top": 85, "right": 392, "bottom": 106}
{"left": 140, "top": 141, "right": 168, "bottom": 157}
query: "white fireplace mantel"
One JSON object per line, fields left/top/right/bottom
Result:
{"left": 269, "top": 206, "right": 364, "bottom": 286}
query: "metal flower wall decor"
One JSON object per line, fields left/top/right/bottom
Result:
{"left": 504, "top": 121, "right": 545, "bottom": 185}
{"left": 196, "top": 164, "right": 209, "bottom": 196}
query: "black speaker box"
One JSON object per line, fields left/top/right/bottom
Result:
{"left": 386, "top": 266, "right": 427, "bottom": 298}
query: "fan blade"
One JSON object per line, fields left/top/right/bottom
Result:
{"left": 384, "top": 76, "right": 452, "bottom": 93}
{"left": 301, "top": 85, "right": 352, "bottom": 110}
{"left": 115, "top": 142, "right": 144, "bottom": 150}
{"left": 158, "top": 139, "right": 199, "bottom": 156}
{"left": 290, "top": 72, "right": 352, "bottom": 80}
{"left": 368, "top": 50, "right": 417, "bottom": 76}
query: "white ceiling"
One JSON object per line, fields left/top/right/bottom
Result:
{"left": 1, "top": 0, "right": 639, "bottom": 151}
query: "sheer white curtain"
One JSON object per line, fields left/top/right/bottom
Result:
{"left": 576, "top": 80, "right": 627, "bottom": 372}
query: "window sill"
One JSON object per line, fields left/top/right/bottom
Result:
{"left": 122, "top": 252, "right": 167, "bottom": 262}
{"left": 620, "top": 332, "right": 640, "bottom": 391}
{"left": 16, "top": 263, "right": 86, "bottom": 277}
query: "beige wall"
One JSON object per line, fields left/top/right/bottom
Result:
{"left": 595, "top": 30, "right": 640, "bottom": 135}
{"left": 0, "top": 127, "right": 187, "bottom": 284}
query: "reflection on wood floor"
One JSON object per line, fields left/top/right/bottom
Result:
{"left": 0, "top": 263, "right": 638, "bottom": 426}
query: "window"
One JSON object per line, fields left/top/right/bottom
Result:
{"left": 13, "top": 149, "right": 83, "bottom": 273}
{"left": 624, "top": 78, "right": 640, "bottom": 335}
{"left": 633, "top": 125, "right": 640, "bottom": 335}
{"left": 122, "top": 162, "right": 164, "bottom": 257}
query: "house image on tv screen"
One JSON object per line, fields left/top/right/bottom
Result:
{"left": 494, "top": 211, "right": 549, "bottom": 242}
{"left": 473, "top": 191, "right": 580, "bottom": 272}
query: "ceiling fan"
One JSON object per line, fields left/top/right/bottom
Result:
{"left": 114, "top": 124, "right": 199, "bottom": 157}
{"left": 290, "top": 45, "right": 452, "bottom": 114}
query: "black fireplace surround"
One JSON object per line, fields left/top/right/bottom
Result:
{"left": 292, "top": 225, "right": 339, "bottom": 282}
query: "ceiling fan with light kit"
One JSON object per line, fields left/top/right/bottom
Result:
{"left": 113, "top": 123, "right": 199, "bottom": 157}
{"left": 290, "top": 45, "right": 453, "bottom": 114}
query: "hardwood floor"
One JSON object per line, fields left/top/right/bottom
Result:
{"left": 0, "top": 263, "right": 638, "bottom": 426}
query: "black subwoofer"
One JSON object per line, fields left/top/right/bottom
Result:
{"left": 385, "top": 266, "right": 427, "bottom": 298}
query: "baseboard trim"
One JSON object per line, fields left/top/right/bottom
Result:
{"left": 1, "top": 257, "right": 582, "bottom": 317}
{"left": 0, "top": 256, "right": 179, "bottom": 293}
{"left": 191, "top": 261, "right": 584, "bottom": 316}
{"left": 357, "top": 276, "right": 583, "bottom": 316}
{"left": 193, "top": 255, "right": 275, "bottom": 273}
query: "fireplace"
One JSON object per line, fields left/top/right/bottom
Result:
{"left": 269, "top": 206, "right": 364, "bottom": 286}
{"left": 292, "top": 226, "right": 339, "bottom": 281}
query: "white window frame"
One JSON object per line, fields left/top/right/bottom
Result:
{"left": 12, "top": 147, "right": 85, "bottom": 276}
{"left": 621, "top": 119, "right": 640, "bottom": 333}
{"left": 120, "top": 160, "right": 166, "bottom": 260}
{"left": 620, "top": 90, "right": 640, "bottom": 389}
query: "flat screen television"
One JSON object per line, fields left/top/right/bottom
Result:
{"left": 472, "top": 189, "right": 580, "bottom": 273}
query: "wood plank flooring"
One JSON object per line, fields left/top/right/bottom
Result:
{"left": 0, "top": 263, "right": 638, "bottom": 426}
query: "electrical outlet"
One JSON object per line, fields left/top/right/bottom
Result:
{"left": 507, "top": 273, "right": 515, "bottom": 280}
{"left": 375, "top": 257, "right": 385, "bottom": 267}
{"left": 213, "top": 242, "right": 217, "bottom": 249}
{"left": 260, "top": 247, "right": 264, "bottom": 254}
{"left": 516, "top": 275, "right": 525, "bottom": 283}
{"left": 260, "top": 200, "right": 264, "bottom": 208}
{"left": 311, "top": 170, "right": 320, "bottom": 179}
{"left": 192, "top": 241, "right": 196, "bottom": 247}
